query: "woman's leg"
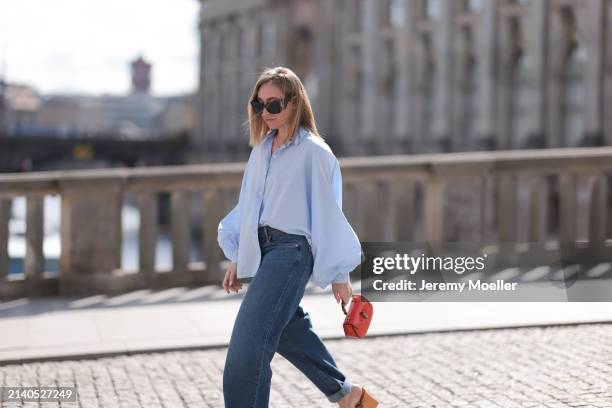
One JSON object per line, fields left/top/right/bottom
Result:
{"left": 223, "top": 236, "right": 313, "bottom": 408}
{"left": 276, "top": 305, "right": 353, "bottom": 403}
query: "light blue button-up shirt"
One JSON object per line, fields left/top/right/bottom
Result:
{"left": 217, "top": 125, "right": 363, "bottom": 289}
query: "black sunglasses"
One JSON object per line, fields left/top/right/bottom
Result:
{"left": 250, "top": 95, "right": 295, "bottom": 115}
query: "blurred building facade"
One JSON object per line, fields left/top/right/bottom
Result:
{"left": 0, "top": 83, "right": 41, "bottom": 137}
{"left": 195, "top": 0, "right": 612, "bottom": 160}
{"left": 2, "top": 90, "right": 194, "bottom": 139}
{"left": 0, "top": 56, "right": 194, "bottom": 139}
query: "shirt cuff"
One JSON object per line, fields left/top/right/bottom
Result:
{"left": 331, "top": 270, "right": 350, "bottom": 284}
{"left": 221, "top": 247, "right": 238, "bottom": 263}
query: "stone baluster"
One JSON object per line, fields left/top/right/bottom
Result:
{"left": 443, "top": 171, "right": 484, "bottom": 242}
{"left": 587, "top": 173, "right": 608, "bottom": 243}
{"left": 574, "top": 173, "right": 592, "bottom": 242}
{"left": 528, "top": 175, "right": 549, "bottom": 242}
{"left": 497, "top": 173, "right": 516, "bottom": 242}
{"left": 559, "top": 172, "right": 577, "bottom": 243}
{"left": 25, "top": 195, "right": 45, "bottom": 290}
{"left": 0, "top": 196, "right": 10, "bottom": 280}
{"left": 137, "top": 192, "right": 158, "bottom": 279}
{"left": 171, "top": 191, "right": 191, "bottom": 273}
{"left": 202, "top": 187, "right": 224, "bottom": 285}
{"left": 343, "top": 182, "right": 361, "bottom": 238}
{"left": 361, "top": 181, "right": 383, "bottom": 241}
{"left": 481, "top": 173, "right": 496, "bottom": 242}
{"left": 424, "top": 172, "right": 445, "bottom": 246}
{"left": 380, "top": 180, "right": 399, "bottom": 242}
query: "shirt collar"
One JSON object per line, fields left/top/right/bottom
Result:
{"left": 263, "top": 126, "right": 307, "bottom": 147}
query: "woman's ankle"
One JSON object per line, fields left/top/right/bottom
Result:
{"left": 338, "top": 385, "right": 362, "bottom": 407}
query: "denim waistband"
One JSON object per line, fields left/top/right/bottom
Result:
{"left": 258, "top": 225, "right": 304, "bottom": 242}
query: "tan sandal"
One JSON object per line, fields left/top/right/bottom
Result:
{"left": 355, "top": 387, "right": 379, "bottom": 408}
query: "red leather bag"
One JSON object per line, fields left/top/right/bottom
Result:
{"left": 341, "top": 294, "right": 373, "bottom": 338}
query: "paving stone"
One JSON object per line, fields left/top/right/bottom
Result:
{"left": 1, "top": 323, "right": 612, "bottom": 407}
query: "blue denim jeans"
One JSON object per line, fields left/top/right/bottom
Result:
{"left": 223, "top": 225, "right": 352, "bottom": 407}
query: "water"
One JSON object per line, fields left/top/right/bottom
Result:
{"left": 6, "top": 195, "right": 194, "bottom": 275}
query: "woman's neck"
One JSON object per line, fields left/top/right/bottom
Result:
{"left": 275, "top": 124, "right": 292, "bottom": 144}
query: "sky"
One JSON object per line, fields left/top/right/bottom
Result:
{"left": 0, "top": 0, "right": 200, "bottom": 96}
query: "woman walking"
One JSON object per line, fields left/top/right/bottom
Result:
{"left": 218, "top": 66, "right": 379, "bottom": 408}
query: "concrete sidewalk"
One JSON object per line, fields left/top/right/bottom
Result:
{"left": 1, "top": 281, "right": 612, "bottom": 364}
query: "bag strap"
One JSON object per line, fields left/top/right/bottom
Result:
{"left": 341, "top": 300, "right": 348, "bottom": 315}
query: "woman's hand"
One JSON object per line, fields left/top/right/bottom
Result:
{"left": 223, "top": 262, "right": 243, "bottom": 294}
{"left": 332, "top": 280, "right": 353, "bottom": 305}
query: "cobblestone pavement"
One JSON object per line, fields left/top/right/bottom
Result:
{"left": 1, "top": 322, "right": 612, "bottom": 408}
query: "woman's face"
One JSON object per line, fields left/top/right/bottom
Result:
{"left": 256, "top": 81, "right": 295, "bottom": 130}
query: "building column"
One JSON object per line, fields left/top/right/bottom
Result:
{"left": 412, "top": 1, "right": 430, "bottom": 154}
{"left": 495, "top": 6, "right": 518, "bottom": 150}
{"left": 260, "top": 9, "right": 280, "bottom": 67}
{"left": 274, "top": 2, "right": 291, "bottom": 67}
{"left": 193, "top": 11, "right": 207, "bottom": 154}
{"left": 328, "top": 0, "right": 345, "bottom": 149}
{"left": 338, "top": 1, "right": 361, "bottom": 156}
{"left": 394, "top": 0, "right": 417, "bottom": 154}
{"left": 605, "top": 0, "right": 612, "bottom": 146}
{"left": 523, "top": 0, "right": 547, "bottom": 149}
{"left": 547, "top": 1, "right": 568, "bottom": 148}
{"left": 313, "top": 0, "right": 336, "bottom": 141}
{"left": 223, "top": 19, "right": 242, "bottom": 157}
{"left": 361, "top": 0, "right": 383, "bottom": 154}
{"left": 474, "top": 0, "right": 499, "bottom": 151}
{"left": 580, "top": 0, "right": 605, "bottom": 146}
{"left": 202, "top": 23, "right": 222, "bottom": 158}
{"left": 431, "top": 0, "right": 458, "bottom": 152}
{"left": 238, "top": 12, "right": 259, "bottom": 149}
{"left": 218, "top": 20, "right": 232, "bottom": 160}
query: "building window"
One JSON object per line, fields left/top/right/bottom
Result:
{"left": 389, "top": 0, "right": 404, "bottom": 27}
{"left": 464, "top": 0, "right": 482, "bottom": 12}
{"left": 424, "top": 0, "right": 441, "bottom": 19}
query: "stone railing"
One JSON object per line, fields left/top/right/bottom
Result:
{"left": 0, "top": 146, "right": 611, "bottom": 299}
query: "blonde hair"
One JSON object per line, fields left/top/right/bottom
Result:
{"left": 246, "top": 66, "right": 322, "bottom": 147}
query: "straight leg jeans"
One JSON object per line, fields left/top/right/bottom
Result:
{"left": 223, "top": 225, "right": 353, "bottom": 407}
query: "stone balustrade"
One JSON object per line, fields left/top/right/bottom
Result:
{"left": 0, "top": 146, "right": 611, "bottom": 299}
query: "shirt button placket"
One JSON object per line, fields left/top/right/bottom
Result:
{"left": 260, "top": 144, "right": 272, "bottom": 204}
